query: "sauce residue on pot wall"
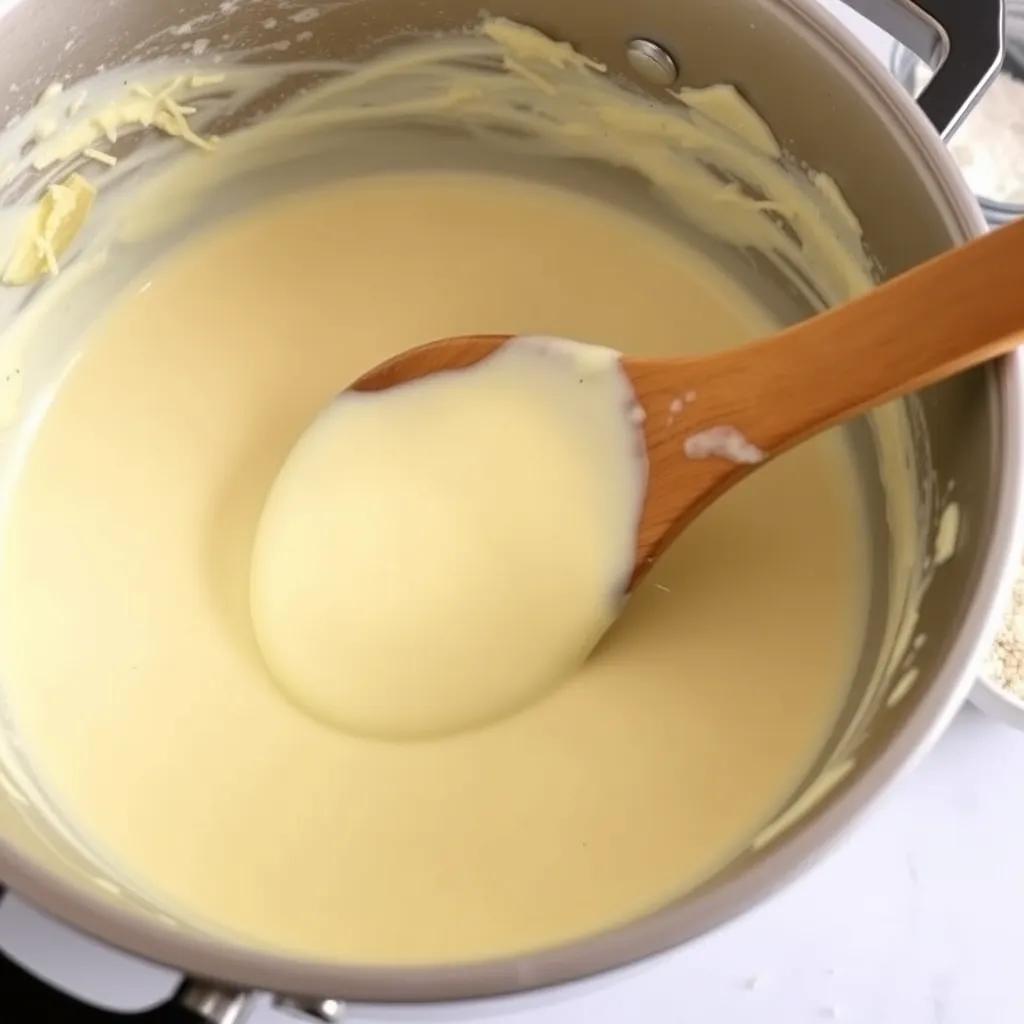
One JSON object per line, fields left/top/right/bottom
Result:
{"left": 0, "top": 18, "right": 950, "bottom": 962}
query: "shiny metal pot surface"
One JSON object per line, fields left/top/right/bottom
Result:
{"left": 0, "top": 0, "right": 1017, "bottom": 1020}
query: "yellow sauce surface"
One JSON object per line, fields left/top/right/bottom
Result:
{"left": 0, "top": 172, "right": 866, "bottom": 963}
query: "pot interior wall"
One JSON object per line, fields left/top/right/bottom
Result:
{"left": 0, "top": 0, "right": 998, "bottom": 990}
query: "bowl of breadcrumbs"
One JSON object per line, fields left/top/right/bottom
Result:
{"left": 972, "top": 566, "right": 1024, "bottom": 728}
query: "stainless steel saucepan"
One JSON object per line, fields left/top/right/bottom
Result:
{"left": 0, "top": 0, "right": 1015, "bottom": 1020}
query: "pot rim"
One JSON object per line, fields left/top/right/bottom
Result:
{"left": 0, "top": 0, "right": 1021, "bottom": 1006}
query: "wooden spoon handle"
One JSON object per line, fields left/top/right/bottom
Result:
{"left": 644, "top": 216, "right": 1024, "bottom": 457}
{"left": 624, "top": 217, "right": 1024, "bottom": 581}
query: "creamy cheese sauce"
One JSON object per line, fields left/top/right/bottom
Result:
{"left": 0, "top": 172, "right": 867, "bottom": 961}
{"left": 0, "top": 14, "right": 957, "bottom": 965}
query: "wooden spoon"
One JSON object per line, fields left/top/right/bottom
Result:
{"left": 353, "top": 217, "right": 1024, "bottom": 589}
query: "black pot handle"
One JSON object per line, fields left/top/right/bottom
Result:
{"left": 841, "top": 0, "right": 1005, "bottom": 137}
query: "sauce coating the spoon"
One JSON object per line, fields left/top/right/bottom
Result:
{"left": 251, "top": 336, "right": 646, "bottom": 740}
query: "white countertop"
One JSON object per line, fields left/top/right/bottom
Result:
{"left": 3, "top": 4, "right": 1019, "bottom": 1024}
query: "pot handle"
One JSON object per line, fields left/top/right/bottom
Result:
{"left": 839, "top": 0, "right": 1005, "bottom": 137}
{"left": 0, "top": 944, "right": 231, "bottom": 1024}
{"left": 0, "top": 888, "right": 253, "bottom": 1024}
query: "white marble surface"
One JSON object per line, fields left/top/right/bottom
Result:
{"left": 4, "top": 3, "right": 1017, "bottom": 1024}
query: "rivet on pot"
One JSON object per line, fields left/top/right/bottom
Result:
{"left": 177, "top": 982, "right": 254, "bottom": 1024}
{"left": 625, "top": 39, "right": 679, "bottom": 87}
{"left": 273, "top": 996, "right": 347, "bottom": 1022}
